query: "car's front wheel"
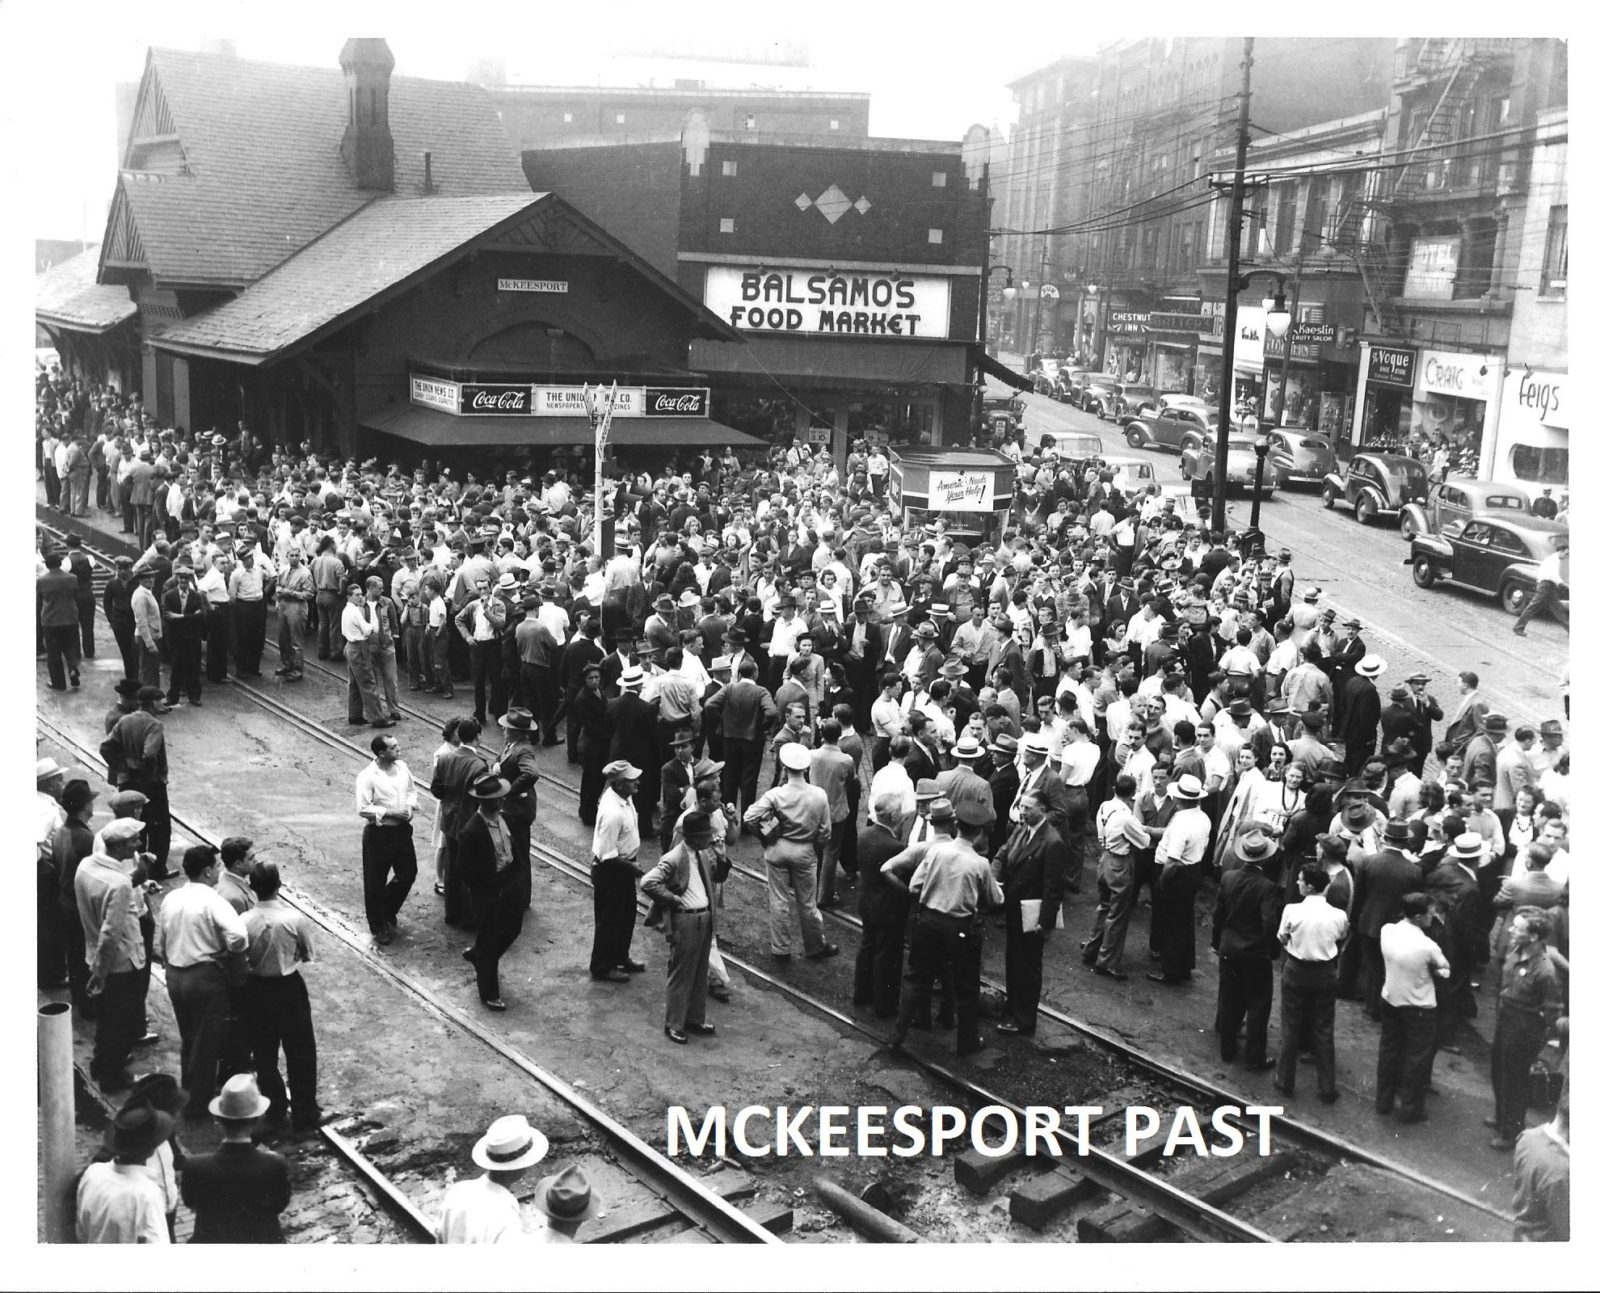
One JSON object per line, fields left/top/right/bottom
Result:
{"left": 1125, "top": 427, "right": 1146, "bottom": 449}
{"left": 1500, "top": 580, "right": 1530, "bottom": 615}
{"left": 1399, "top": 513, "right": 1418, "bottom": 541}
{"left": 1322, "top": 483, "right": 1340, "bottom": 509}
{"left": 1412, "top": 557, "right": 1437, "bottom": 589}
{"left": 1355, "top": 492, "right": 1379, "bottom": 525}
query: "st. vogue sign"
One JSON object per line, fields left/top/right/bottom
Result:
{"left": 410, "top": 376, "right": 708, "bottom": 418}
{"left": 702, "top": 266, "right": 952, "bottom": 339}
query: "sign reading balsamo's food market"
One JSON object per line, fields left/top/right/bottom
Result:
{"left": 702, "top": 266, "right": 952, "bottom": 339}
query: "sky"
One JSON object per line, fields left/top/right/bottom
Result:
{"left": 11, "top": 1, "right": 1079, "bottom": 243}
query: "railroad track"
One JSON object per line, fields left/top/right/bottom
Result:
{"left": 37, "top": 510, "right": 1513, "bottom": 1239}
{"left": 35, "top": 712, "right": 782, "bottom": 1246}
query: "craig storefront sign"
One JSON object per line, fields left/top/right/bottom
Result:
{"left": 702, "top": 266, "right": 952, "bottom": 339}
{"left": 1417, "top": 349, "right": 1495, "bottom": 403}
{"left": 409, "top": 376, "right": 709, "bottom": 418}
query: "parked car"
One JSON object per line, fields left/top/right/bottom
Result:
{"left": 1397, "top": 478, "right": 1532, "bottom": 541}
{"left": 1405, "top": 516, "right": 1569, "bottom": 616}
{"left": 1051, "top": 365, "right": 1086, "bottom": 403}
{"left": 1264, "top": 427, "right": 1336, "bottom": 485}
{"left": 1069, "top": 370, "right": 1117, "bottom": 408}
{"left": 1081, "top": 374, "right": 1120, "bottom": 417}
{"left": 1123, "top": 401, "right": 1218, "bottom": 453}
{"left": 1321, "top": 452, "right": 1429, "bottom": 525}
{"left": 1098, "top": 454, "right": 1159, "bottom": 498}
{"left": 1101, "top": 382, "right": 1156, "bottom": 424}
{"left": 1179, "top": 435, "right": 1280, "bottom": 498}
{"left": 1039, "top": 430, "right": 1104, "bottom": 460}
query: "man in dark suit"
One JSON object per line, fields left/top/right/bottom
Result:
{"left": 161, "top": 565, "right": 207, "bottom": 707}
{"left": 608, "top": 668, "right": 661, "bottom": 837}
{"left": 992, "top": 789, "right": 1067, "bottom": 1036}
{"left": 1211, "top": 831, "right": 1284, "bottom": 1068}
{"left": 598, "top": 627, "right": 639, "bottom": 698}
{"left": 986, "top": 734, "right": 1022, "bottom": 858}
{"left": 1339, "top": 655, "right": 1385, "bottom": 781}
{"left": 1400, "top": 672, "right": 1444, "bottom": 776}
{"left": 181, "top": 1074, "right": 291, "bottom": 1243}
{"left": 1380, "top": 686, "right": 1423, "bottom": 760}
{"left": 854, "top": 797, "right": 912, "bottom": 1019}
{"left": 837, "top": 595, "right": 883, "bottom": 707}
{"left": 702, "top": 658, "right": 779, "bottom": 823}
{"left": 429, "top": 717, "right": 489, "bottom": 927}
{"left": 1327, "top": 617, "right": 1367, "bottom": 727}
{"left": 457, "top": 774, "right": 527, "bottom": 1012}
{"left": 38, "top": 550, "right": 83, "bottom": 690}
{"left": 1423, "top": 830, "right": 1483, "bottom": 1054}
{"left": 989, "top": 615, "right": 1032, "bottom": 712}
{"left": 877, "top": 610, "right": 913, "bottom": 675}
{"left": 1013, "top": 733, "right": 1072, "bottom": 839}
{"left": 572, "top": 663, "right": 612, "bottom": 825}
{"left": 1350, "top": 819, "right": 1424, "bottom": 1019}
{"left": 560, "top": 617, "right": 605, "bottom": 762}
{"left": 1442, "top": 669, "right": 1489, "bottom": 751}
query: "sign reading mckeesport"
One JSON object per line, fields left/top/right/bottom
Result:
{"left": 703, "top": 267, "right": 952, "bottom": 339}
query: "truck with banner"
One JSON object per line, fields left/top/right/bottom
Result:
{"left": 886, "top": 447, "right": 1017, "bottom": 545}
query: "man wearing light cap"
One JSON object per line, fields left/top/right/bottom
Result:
{"left": 75, "top": 817, "right": 154, "bottom": 1090}
{"left": 590, "top": 761, "right": 645, "bottom": 983}
{"left": 743, "top": 742, "right": 840, "bottom": 961}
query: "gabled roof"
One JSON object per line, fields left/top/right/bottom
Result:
{"left": 106, "top": 45, "right": 527, "bottom": 288}
{"left": 35, "top": 247, "right": 137, "bottom": 333}
{"left": 151, "top": 193, "right": 742, "bottom": 366}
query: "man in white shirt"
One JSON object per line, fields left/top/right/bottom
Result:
{"left": 342, "top": 583, "right": 394, "bottom": 727}
{"left": 1377, "top": 892, "right": 1450, "bottom": 1122}
{"left": 590, "top": 761, "right": 645, "bottom": 982}
{"left": 355, "top": 733, "right": 419, "bottom": 943}
{"left": 1149, "top": 774, "right": 1211, "bottom": 984}
{"left": 154, "top": 844, "right": 248, "bottom": 1113}
{"left": 76, "top": 1105, "right": 174, "bottom": 1244}
{"left": 1276, "top": 865, "right": 1349, "bottom": 1101}
{"left": 436, "top": 1115, "right": 550, "bottom": 1244}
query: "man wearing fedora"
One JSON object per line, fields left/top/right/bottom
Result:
{"left": 531, "top": 1164, "right": 602, "bottom": 1242}
{"left": 993, "top": 789, "right": 1067, "bottom": 1035}
{"left": 1350, "top": 818, "right": 1424, "bottom": 1020}
{"left": 1148, "top": 772, "right": 1210, "bottom": 985}
{"left": 182, "top": 1074, "right": 292, "bottom": 1242}
{"left": 493, "top": 708, "right": 541, "bottom": 903}
{"left": 641, "top": 810, "right": 722, "bottom": 1043}
{"left": 609, "top": 666, "right": 662, "bottom": 838}
{"left": 1340, "top": 655, "right": 1386, "bottom": 782}
{"left": 1425, "top": 830, "right": 1484, "bottom": 1056}
{"left": 458, "top": 774, "right": 527, "bottom": 1012}
{"left": 437, "top": 1114, "right": 551, "bottom": 1243}
{"left": 76, "top": 1102, "right": 174, "bottom": 1243}
{"left": 1211, "top": 829, "right": 1284, "bottom": 1069}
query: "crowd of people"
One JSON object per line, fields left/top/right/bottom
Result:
{"left": 38, "top": 363, "right": 1569, "bottom": 1241}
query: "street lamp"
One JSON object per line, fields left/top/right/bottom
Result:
{"left": 1213, "top": 269, "right": 1291, "bottom": 535}
{"left": 1243, "top": 413, "right": 1272, "bottom": 533}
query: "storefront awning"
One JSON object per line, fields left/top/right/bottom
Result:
{"left": 688, "top": 336, "right": 968, "bottom": 390}
{"left": 360, "top": 404, "right": 764, "bottom": 449}
{"left": 977, "top": 351, "right": 1032, "bottom": 391}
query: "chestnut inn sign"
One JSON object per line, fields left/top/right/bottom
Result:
{"left": 701, "top": 266, "right": 953, "bottom": 339}
{"left": 409, "top": 376, "right": 709, "bottom": 417}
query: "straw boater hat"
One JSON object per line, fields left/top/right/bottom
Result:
{"left": 952, "top": 736, "right": 984, "bottom": 761}
{"left": 472, "top": 1114, "right": 550, "bottom": 1172}
{"left": 1169, "top": 774, "right": 1205, "bottom": 802}
{"left": 619, "top": 666, "right": 646, "bottom": 690}
{"left": 1355, "top": 656, "right": 1386, "bottom": 678}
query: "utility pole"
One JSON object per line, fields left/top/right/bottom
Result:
{"left": 1212, "top": 37, "right": 1254, "bottom": 535}
{"left": 1034, "top": 241, "right": 1048, "bottom": 357}
{"left": 1267, "top": 261, "right": 1303, "bottom": 423}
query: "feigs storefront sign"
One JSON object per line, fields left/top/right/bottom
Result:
{"left": 702, "top": 266, "right": 952, "bottom": 339}
{"left": 410, "top": 376, "right": 709, "bottom": 417}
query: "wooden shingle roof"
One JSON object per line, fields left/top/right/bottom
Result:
{"left": 110, "top": 46, "right": 528, "bottom": 288}
{"left": 35, "top": 247, "right": 137, "bottom": 333}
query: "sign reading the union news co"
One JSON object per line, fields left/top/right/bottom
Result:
{"left": 702, "top": 266, "right": 952, "bottom": 339}
{"left": 410, "top": 376, "right": 709, "bottom": 418}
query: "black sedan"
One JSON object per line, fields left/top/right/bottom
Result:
{"left": 1405, "top": 515, "right": 1569, "bottom": 615}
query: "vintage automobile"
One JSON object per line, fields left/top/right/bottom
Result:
{"left": 1405, "top": 516, "right": 1569, "bottom": 616}
{"left": 1397, "top": 478, "right": 1532, "bottom": 541}
{"left": 1179, "top": 435, "right": 1280, "bottom": 499}
{"left": 1068, "top": 370, "right": 1117, "bottom": 408}
{"left": 1321, "top": 452, "right": 1429, "bottom": 525}
{"left": 1264, "top": 427, "right": 1336, "bottom": 486}
{"left": 1039, "top": 430, "right": 1104, "bottom": 460}
{"left": 1081, "top": 374, "right": 1120, "bottom": 417}
{"left": 1098, "top": 454, "right": 1159, "bottom": 498}
{"left": 1100, "top": 382, "right": 1157, "bottom": 424}
{"left": 1123, "top": 400, "right": 1218, "bottom": 453}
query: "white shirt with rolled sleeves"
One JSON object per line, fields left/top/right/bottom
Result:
{"left": 355, "top": 759, "right": 418, "bottom": 825}
{"left": 153, "top": 880, "right": 247, "bottom": 969}
{"left": 1278, "top": 892, "right": 1348, "bottom": 963}
{"left": 1155, "top": 806, "right": 1211, "bottom": 867}
{"left": 592, "top": 787, "right": 641, "bottom": 864}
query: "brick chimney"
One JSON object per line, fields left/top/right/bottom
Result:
{"left": 339, "top": 38, "right": 395, "bottom": 192}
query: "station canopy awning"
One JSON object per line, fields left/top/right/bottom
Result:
{"left": 977, "top": 351, "right": 1032, "bottom": 391}
{"left": 361, "top": 404, "right": 764, "bottom": 449}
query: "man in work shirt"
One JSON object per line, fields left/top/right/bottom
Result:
{"left": 1376, "top": 892, "right": 1449, "bottom": 1124}
{"left": 1148, "top": 773, "right": 1210, "bottom": 985}
{"left": 1275, "top": 865, "right": 1348, "bottom": 1103}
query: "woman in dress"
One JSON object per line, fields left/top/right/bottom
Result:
{"left": 1212, "top": 744, "right": 1270, "bottom": 869}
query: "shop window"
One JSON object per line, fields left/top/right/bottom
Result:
{"left": 719, "top": 217, "right": 736, "bottom": 234}
{"left": 932, "top": 171, "right": 947, "bottom": 188}
{"left": 1509, "top": 443, "right": 1568, "bottom": 486}
{"left": 928, "top": 228, "right": 943, "bottom": 244}
{"left": 1541, "top": 206, "right": 1567, "bottom": 298}
{"left": 722, "top": 160, "right": 738, "bottom": 177}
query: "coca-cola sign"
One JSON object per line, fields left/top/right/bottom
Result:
{"left": 644, "top": 387, "right": 709, "bottom": 417}
{"left": 461, "top": 384, "right": 532, "bottom": 414}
